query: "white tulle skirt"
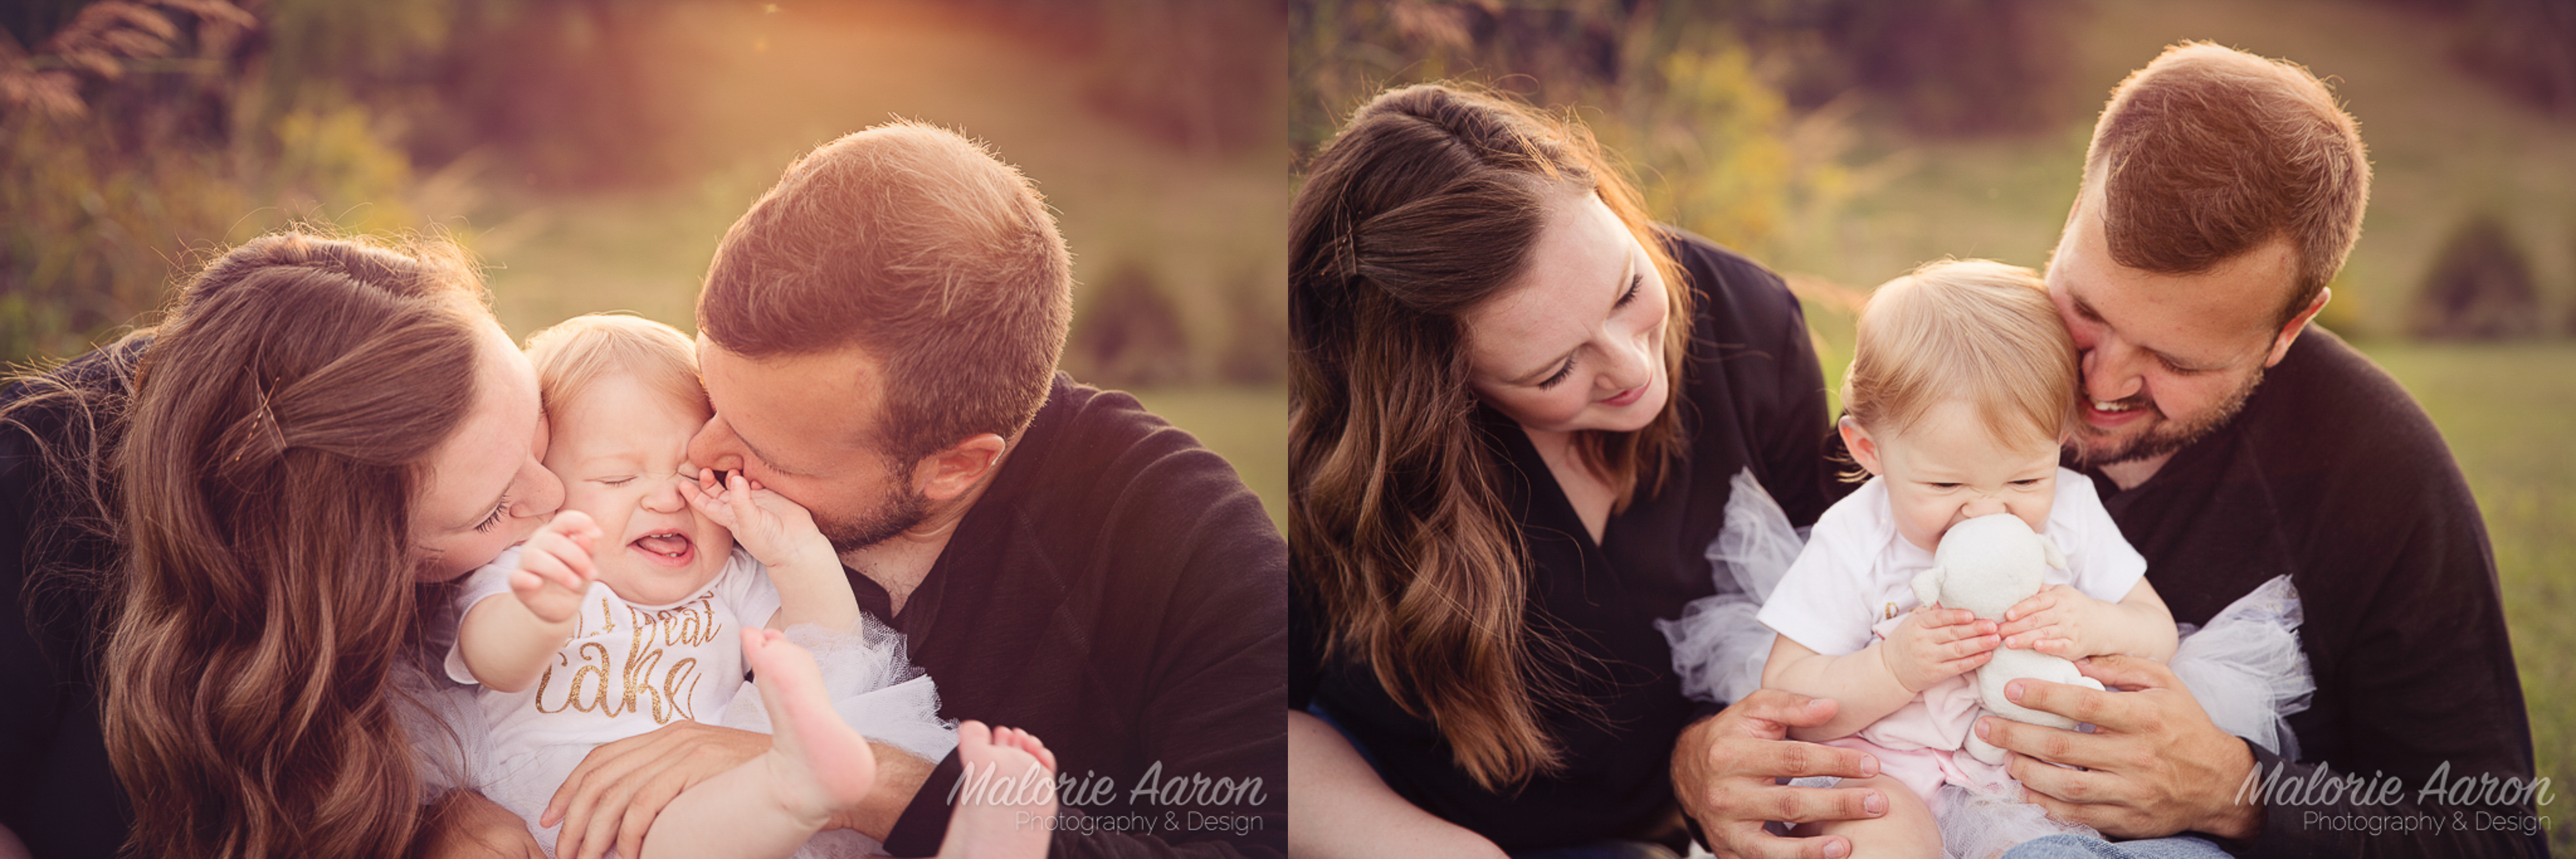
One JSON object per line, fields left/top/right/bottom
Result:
{"left": 1657, "top": 470, "right": 2313, "bottom": 859}
{"left": 403, "top": 617, "right": 956, "bottom": 859}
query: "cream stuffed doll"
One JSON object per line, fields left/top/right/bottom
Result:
{"left": 1911, "top": 513, "right": 2106, "bottom": 765}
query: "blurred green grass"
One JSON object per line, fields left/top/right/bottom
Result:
{"left": 1126, "top": 387, "right": 1288, "bottom": 534}
{"left": 469, "top": 2, "right": 1282, "bottom": 381}
{"left": 1768, "top": 0, "right": 2576, "bottom": 337}
{"left": 442, "top": 5, "right": 1291, "bottom": 534}
{"left": 2367, "top": 342, "right": 2576, "bottom": 854}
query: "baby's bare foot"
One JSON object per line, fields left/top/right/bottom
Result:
{"left": 744, "top": 627, "right": 878, "bottom": 827}
{"left": 936, "top": 720, "right": 1056, "bottom": 859}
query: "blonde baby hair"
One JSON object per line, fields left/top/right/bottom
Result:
{"left": 1841, "top": 259, "right": 2078, "bottom": 463}
{"left": 523, "top": 313, "right": 709, "bottom": 421}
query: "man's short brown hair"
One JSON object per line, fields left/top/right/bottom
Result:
{"left": 2083, "top": 42, "right": 2370, "bottom": 326}
{"left": 699, "top": 121, "right": 1074, "bottom": 461}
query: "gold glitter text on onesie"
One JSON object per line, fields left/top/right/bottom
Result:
{"left": 532, "top": 590, "right": 723, "bottom": 724}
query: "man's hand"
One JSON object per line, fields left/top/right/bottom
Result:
{"left": 1976, "top": 654, "right": 2264, "bottom": 839}
{"left": 1672, "top": 689, "right": 1889, "bottom": 859}
{"left": 419, "top": 791, "right": 546, "bottom": 859}
{"left": 542, "top": 720, "right": 771, "bottom": 859}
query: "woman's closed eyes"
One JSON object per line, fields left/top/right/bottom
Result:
{"left": 1535, "top": 274, "right": 1646, "bottom": 390}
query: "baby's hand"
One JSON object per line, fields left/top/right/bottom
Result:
{"left": 513, "top": 510, "right": 601, "bottom": 625}
{"left": 685, "top": 468, "right": 833, "bottom": 572}
{"left": 1880, "top": 604, "right": 2000, "bottom": 693}
{"left": 1997, "top": 584, "right": 2109, "bottom": 658}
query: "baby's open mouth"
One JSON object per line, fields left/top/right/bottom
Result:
{"left": 634, "top": 530, "right": 694, "bottom": 560}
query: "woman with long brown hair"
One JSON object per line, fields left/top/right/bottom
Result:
{"left": 1288, "top": 84, "right": 1883, "bottom": 858}
{"left": 0, "top": 231, "right": 566, "bottom": 858}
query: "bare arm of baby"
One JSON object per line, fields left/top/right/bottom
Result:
{"left": 457, "top": 511, "right": 603, "bottom": 693}
{"left": 1761, "top": 605, "right": 2000, "bottom": 741}
{"left": 685, "top": 469, "right": 859, "bottom": 632}
{"left": 1996, "top": 578, "right": 2179, "bottom": 661}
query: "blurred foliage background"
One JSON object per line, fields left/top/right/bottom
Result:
{"left": 2, "top": 0, "right": 1288, "bottom": 525}
{"left": 1295, "top": 0, "right": 2576, "bottom": 850}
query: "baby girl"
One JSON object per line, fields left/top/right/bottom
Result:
{"left": 444, "top": 313, "right": 1052, "bottom": 859}
{"left": 1756, "top": 261, "right": 2175, "bottom": 858}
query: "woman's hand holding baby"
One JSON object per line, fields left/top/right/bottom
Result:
{"left": 511, "top": 510, "right": 602, "bottom": 624}
{"left": 1879, "top": 605, "right": 2000, "bottom": 693}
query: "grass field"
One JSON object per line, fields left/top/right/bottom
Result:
{"left": 1755, "top": 0, "right": 2576, "bottom": 844}
{"left": 1768, "top": 0, "right": 2576, "bottom": 339}
{"left": 463, "top": 2, "right": 1281, "bottom": 381}
{"left": 447, "top": 7, "right": 1292, "bottom": 535}
{"left": 2369, "top": 342, "right": 2576, "bottom": 853}
{"left": 1126, "top": 387, "right": 1288, "bottom": 534}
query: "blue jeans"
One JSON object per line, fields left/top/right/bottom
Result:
{"left": 1307, "top": 703, "right": 1685, "bottom": 859}
{"left": 1508, "top": 842, "right": 1682, "bottom": 859}
{"left": 2003, "top": 833, "right": 2233, "bottom": 859}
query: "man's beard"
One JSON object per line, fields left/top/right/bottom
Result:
{"left": 2075, "top": 365, "right": 2263, "bottom": 468}
{"left": 815, "top": 478, "right": 934, "bottom": 553}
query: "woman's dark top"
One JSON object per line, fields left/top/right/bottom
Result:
{"left": 1288, "top": 230, "right": 1848, "bottom": 852}
{"left": 0, "top": 343, "right": 137, "bottom": 859}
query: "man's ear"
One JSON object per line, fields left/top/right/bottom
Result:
{"left": 909, "top": 433, "right": 1008, "bottom": 502}
{"left": 2264, "top": 286, "right": 2331, "bottom": 368}
{"left": 1839, "top": 416, "right": 1884, "bottom": 477}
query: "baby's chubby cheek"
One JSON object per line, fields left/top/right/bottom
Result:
{"left": 2012, "top": 503, "right": 2053, "bottom": 536}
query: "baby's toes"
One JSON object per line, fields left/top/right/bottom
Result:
{"left": 957, "top": 719, "right": 995, "bottom": 751}
{"left": 1008, "top": 729, "right": 1052, "bottom": 769}
{"left": 740, "top": 626, "right": 789, "bottom": 663}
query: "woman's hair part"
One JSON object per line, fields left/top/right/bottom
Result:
{"left": 1289, "top": 83, "right": 1693, "bottom": 789}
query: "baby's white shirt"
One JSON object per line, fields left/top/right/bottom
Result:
{"left": 443, "top": 547, "right": 783, "bottom": 760}
{"left": 1756, "top": 468, "right": 2146, "bottom": 656}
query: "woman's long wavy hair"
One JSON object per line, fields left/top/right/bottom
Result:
{"left": 1290, "top": 84, "right": 1692, "bottom": 790}
{"left": 92, "top": 231, "right": 490, "bottom": 858}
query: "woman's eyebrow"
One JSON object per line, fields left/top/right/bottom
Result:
{"left": 1507, "top": 255, "right": 1641, "bottom": 384}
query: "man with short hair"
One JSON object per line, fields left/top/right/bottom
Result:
{"left": 1677, "top": 42, "right": 2542, "bottom": 859}
{"left": 545, "top": 121, "right": 1286, "bottom": 859}
{"left": 1981, "top": 42, "right": 2544, "bottom": 858}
